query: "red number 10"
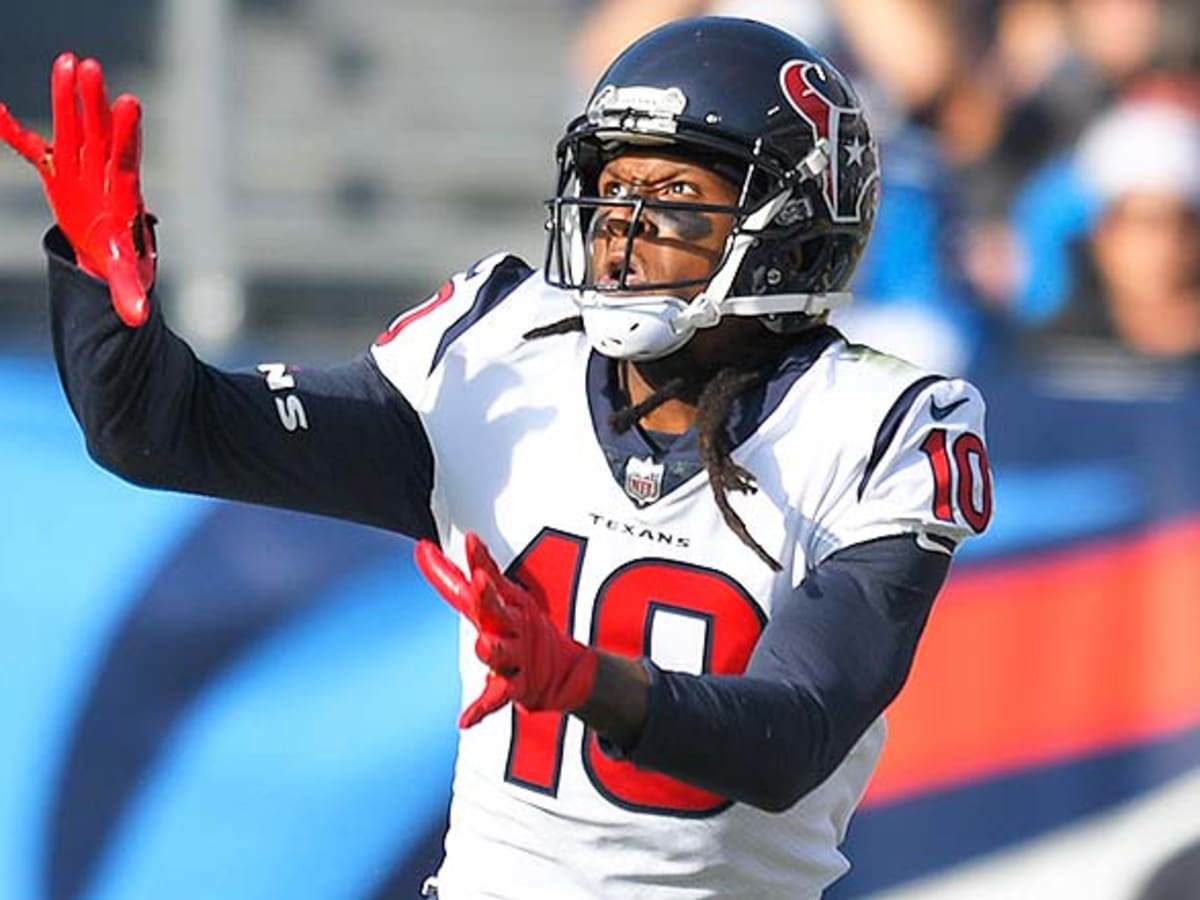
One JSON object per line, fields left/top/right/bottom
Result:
{"left": 502, "top": 528, "right": 766, "bottom": 817}
{"left": 919, "top": 428, "right": 992, "bottom": 533}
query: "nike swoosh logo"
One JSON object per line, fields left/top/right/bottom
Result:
{"left": 930, "top": 396, "right": 970, "bottom": 420}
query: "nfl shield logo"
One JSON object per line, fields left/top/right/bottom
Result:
{"left": 624, "top": 456, "right": 665, "bottom": 505}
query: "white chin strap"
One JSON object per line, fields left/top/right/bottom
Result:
{"left": 577, "top": 288, "right": 853, "bottom": 361}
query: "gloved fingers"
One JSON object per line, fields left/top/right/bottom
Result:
{"left": 471, "top": 568, "right": 517, "bottom": 636}
{"left": 414, "top": 539, "right": 475, "bottom": 621}
{"left": 78, "top": 58, "right": 111, "bottom": 184}
{"left": 459, "top": 672, "right": 513, "bottom": 728}
{"left": 0, "top": 103, "right": 50, "bottom": 167}
{"left": 105, "top": 252, "right": 149, "bottom": 327}
{"left": 464, "top": 530, "right": 504, "bottom": 584}
{"left": 464, "top": 529, "right": 544, "bottom": 612}
{"left": 108, "top": 94, "right": 143, "bottom": 225}
{"left": 51, "top": 52, "right": 82, "bottom": 181}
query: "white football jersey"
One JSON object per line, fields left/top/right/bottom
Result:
{"left": 371, "top": 255, "right": 991, "bottom": 899}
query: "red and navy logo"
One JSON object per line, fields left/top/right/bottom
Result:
{"left": 624, "top": 456, "right": 665, "bottom": 506}
{"left": 778, "top": 60, "right": 878, "bottom": 225}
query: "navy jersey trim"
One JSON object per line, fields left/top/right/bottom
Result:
{"left": 858, "top": 373, "right": 946, "bottom": 500}
{"left": 429, "top": 255, "right": 535, "bottom": 373}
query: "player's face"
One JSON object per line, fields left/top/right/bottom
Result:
{"left": 589, "top": 151, "right": 739, "bottom": 297}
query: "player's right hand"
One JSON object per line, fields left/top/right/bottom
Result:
{"left": 0, "top": 52, "right": 156, "bottom": 327}
{"left": 415, "top": 532, "right": 599, "bottom": 728}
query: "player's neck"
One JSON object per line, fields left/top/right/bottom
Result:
{"left": 621, "top": 360, "right": 698, "bottom": 434}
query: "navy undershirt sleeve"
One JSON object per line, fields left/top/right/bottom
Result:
{"left": 622, "top": 533, "right": 952, "bottom": 812}
{"left": 47, "top": 228, "right": 437, "bottom": 539}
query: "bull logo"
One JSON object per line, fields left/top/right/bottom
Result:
{"left": 779, "top": 60, "right": 878, "bottom": 225}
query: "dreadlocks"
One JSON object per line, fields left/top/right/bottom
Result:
{"left": 523, "top": 315, "right": 789, "bottom": 571}
{"left": 693, "top": 365, "right": 781, "bottom": 571}
{"left": 523, "top": 316, "right": 584, "bottom": 340}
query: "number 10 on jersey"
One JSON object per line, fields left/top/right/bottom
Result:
{"left": 502, "top": 528, "right": 766, "bottom": 817}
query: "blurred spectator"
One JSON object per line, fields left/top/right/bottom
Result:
{"left": 964, "top": 0, "right": 1196, "bottom": 315}
{"left": 571, "top": 0, "right": 838, "bottom": 93}
{"left": 574, "top": 0, "right": 987, "bottom": 153}
{"left": 831, "top": 0, "right": 1000, "bottom": 155}
{"left": 1009, "top": 67, "right": 1200, "bottom": 325}
{"left": 1025, "top": 99, "right": 1200, "bottom": 359}
{"left": 969, "top": 0, "right": 1178, "bottom": 218}
{"left": 570, "top": 0, "right": 707, "bottom": 98}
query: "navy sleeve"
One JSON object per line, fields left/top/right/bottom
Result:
{"left": 47, "top": 228, "right": 437, "bottom": 539}
{"left": 623, "top": 533, "right": 950, "bottom": 812}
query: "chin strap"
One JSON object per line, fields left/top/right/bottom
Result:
{"left": 689, "top": 186, "right": 795, "bottom": 317}
{"left": 722, "top": 291, "right": 853, "bottom": 316}
{"left": 673, "top": 291, "right": 722, "bottom": 331}
{"left": 673, "top": 287, "right": 853, "bottom": 333}
{"left": 676, "top": 138, "right": 840, "bottom": 332}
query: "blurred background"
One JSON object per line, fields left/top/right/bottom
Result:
{"left": 1, "top": 1, "right": 1198, "bottom": 898}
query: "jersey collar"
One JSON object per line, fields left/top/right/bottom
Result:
{"left": 586, "top": 325, "right": 842, "bottom": 506}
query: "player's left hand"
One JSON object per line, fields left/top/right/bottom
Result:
{"left": 0, "top": 53, "right": 156, "bottom": 327}
{"left": 415, "top": 532, "right": 598, "bottom": 728}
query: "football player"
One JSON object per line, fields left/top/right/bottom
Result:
{"left": 1, "top": 17, "right": 992, "bottom": 899}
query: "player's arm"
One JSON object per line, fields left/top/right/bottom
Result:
{"left": 592, "top": 533, "right": 949, "bottom": 811}
{"left": 48, "top": 229, "right": 437, "bottom": 537}
{"left": 8, "top": 55, "right": 437, "bottom": 536}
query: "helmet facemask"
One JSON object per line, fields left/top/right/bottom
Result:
{"left": 545, "top": 123, "right": 854, "bottom": 361}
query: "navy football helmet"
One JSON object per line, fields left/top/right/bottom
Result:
{"left": 544, "top": 17, "right": 880, "bottom": 360}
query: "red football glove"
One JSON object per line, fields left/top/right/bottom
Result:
{"left": 0, "top": 52, "right": 156, "bottom": 327}
{"left": 415, "top": 531, "right": 599, "bottom": 728}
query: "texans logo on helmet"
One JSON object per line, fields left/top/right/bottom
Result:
{"left": 778, "top": 60, "right": 878, "bottom": 225}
